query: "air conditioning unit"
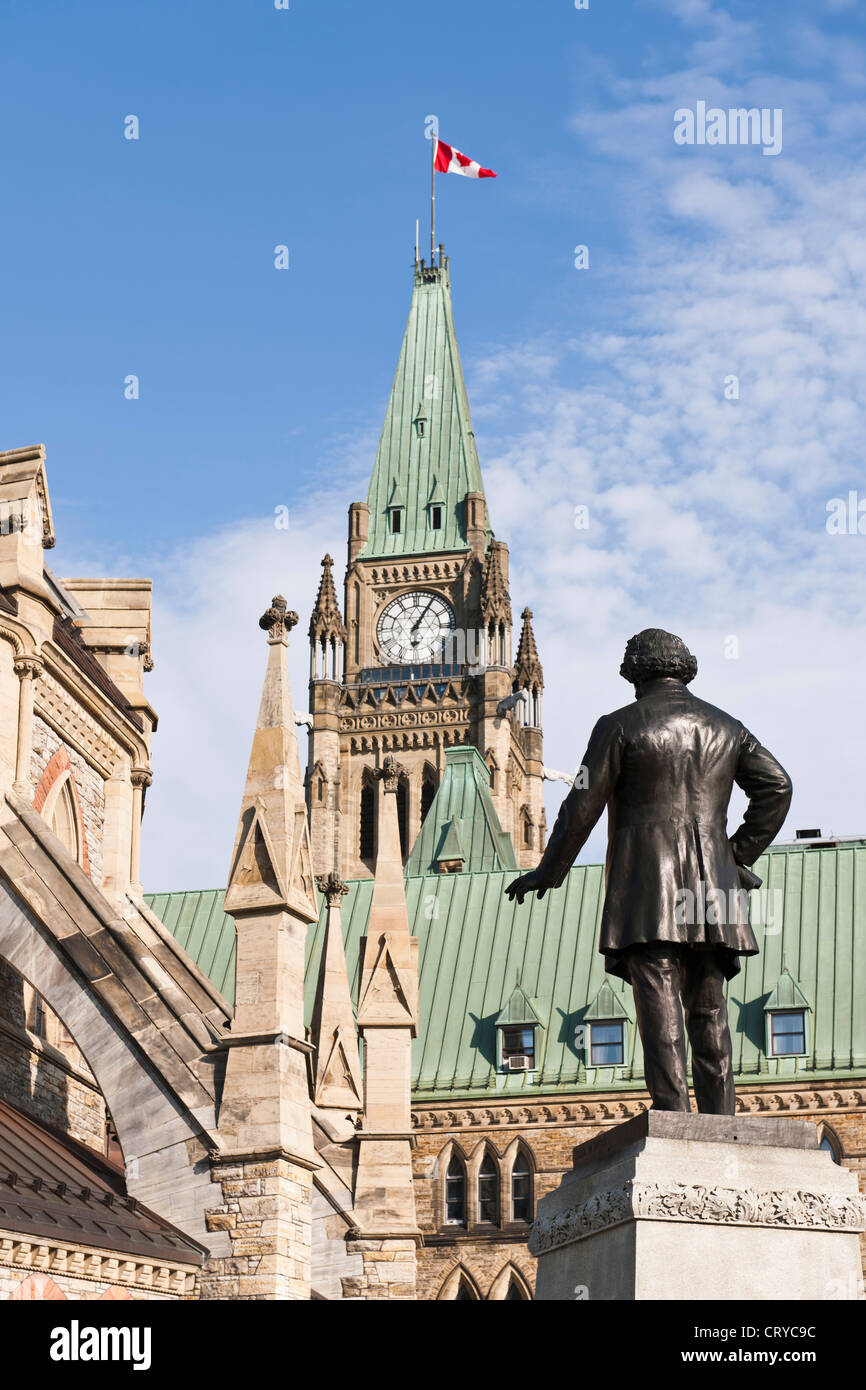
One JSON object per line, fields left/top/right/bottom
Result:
{"left": 506, "top": 1055, "right": 531, "bottom": 1072}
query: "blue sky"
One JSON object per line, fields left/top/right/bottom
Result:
{"left": 2, "top": 0, "right": 864, "bottom": 887}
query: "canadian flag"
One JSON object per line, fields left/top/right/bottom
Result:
{"left": 434, "top": 139, "right": 497, "bottom": 179}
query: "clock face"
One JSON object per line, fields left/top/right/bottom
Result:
{"left": 376, "top": 591, "right": 455, "bottom": 664}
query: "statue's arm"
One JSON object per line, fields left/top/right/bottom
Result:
{"left": 729, "top": 728, "right": 793, "bottom": 867}
{"left": 505, "top": 716, "right": 623, "bottom": 903}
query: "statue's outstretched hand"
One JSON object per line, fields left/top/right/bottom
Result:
{"left": 505, "top": 870, "right": 548, "bottom": 905}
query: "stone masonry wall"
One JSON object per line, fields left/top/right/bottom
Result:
{"left": 412, "top": 1080, "right": 866, "bottom": 1300}
{"left": 0, "top": 959, "right": 106, "bottom": 1152}
{"left": 201, "top": 1158, "right": 313, "bottom": 1300}
{"left": 342, "top": 1239, "right": 418, "bottom": 1299}
{"left": 31, "top": 716, "right": 105, "bottom": 887}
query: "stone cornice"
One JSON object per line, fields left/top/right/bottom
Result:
{"left": 412, "top": 1083, "right": 866, "bottom": 1133}
{"left": 528, "top": 1180, "right": 866, "bottom": 1256}
{"left": 0, "top": 1231, "right": 199, "bottom": 1297}
{"left": 366, "top": 560, "right": 464, "bottom": 586}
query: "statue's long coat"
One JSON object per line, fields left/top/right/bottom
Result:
{"left": 536, "top": 676, "right": 793, "bottom": 980}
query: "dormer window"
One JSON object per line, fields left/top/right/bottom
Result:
{"left": 763, "top": 970, "right": 811, "bottom": 1060}
{"left": 387, "top": 478, "right": 405, "bottom": 535}
{"left": 582, "top": 980, "right": 631, "bottom": 1071}
{"left": 426, "top": 476, "right": 445, "bottom": 532}
{"left": 494, "top": 982, "right": 543, "bottom": 1073}
{"left": 413, "top": 402, "right": 427, "bottom": 438}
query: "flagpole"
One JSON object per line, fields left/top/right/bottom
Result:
{"left": 431, "top": 134, "right": 436, "bottom": 264}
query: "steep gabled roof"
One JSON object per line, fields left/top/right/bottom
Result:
{"left": 360, "top": 261, "right": 489, "bottom": 558}
{"left": 0, "top": 1098, "right": 207, "bottom": 1266}
{"left": 406, "top": 745, "right": 517, "bottom": 875}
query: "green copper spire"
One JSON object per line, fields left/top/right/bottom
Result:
{"left": 406, "top": 745, "right": 517, "bottom": 876}
{"left": 360, "top": 256, "right": 489, "bottom": 558}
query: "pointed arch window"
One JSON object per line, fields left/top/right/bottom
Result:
{"left": 510, "top": 1147, "right": 533, "bottom": 1222}
{"left": 455, "top": 1277, "right": 478, "bottom": 1301}
{"left": 505, "top": 1276, "right": 529, "bottom": 1300}
{"left": 50, "top": 776, "right": 81, "bottom": 862}
{"left": 819, "top": 1125, "right": 842, "bottom": 1163}
{"left": 445, "top": 1152, "right": 466, "bottom": 1225}
{"left": 478, "top": 1152, "right": 499, "bottom": 1225}
{"left": 359, "top": 779, "right": 376, "bottom": 861}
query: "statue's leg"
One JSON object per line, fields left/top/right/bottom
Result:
{"left": 680, "top": 949, "right": 735, "bottom": 1115}
{"left": 626, "top": 944, "right": 690, "bottom": 1111}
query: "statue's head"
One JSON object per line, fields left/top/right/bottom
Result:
{"left": 620, "top": 629, "right": 697, "bottom": 688}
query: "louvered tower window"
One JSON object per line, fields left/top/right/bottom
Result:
{"left": 360, "top": 781, "right": 375, "bottom": 861}
{"left": 396, "top": 778, "right": 408, "bottom": 857}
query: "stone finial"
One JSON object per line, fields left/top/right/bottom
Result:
{"left": 373, "top": 755, "right": 407, "bottom": 793}
{"left": 316, "top": 872, "right": 350, "bottom": 907}
{"left": 258, "top": 594, "right": 298, "bottom": 646}
{"left": 308, "top": 555, "right": 346, "bottom": 643}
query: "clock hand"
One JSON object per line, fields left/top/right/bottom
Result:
{"left": 410, "top": 598, "right": 435, "bottom": 634}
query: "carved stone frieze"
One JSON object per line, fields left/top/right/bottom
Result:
{"left": 341, "top": 707, "right": 469, "bottom": 733}
{"left": 368, "top": 561, "right": 461, "bottom": 587}
{"left": 527, "top": 1181, "right": 866, "bottom": 1255}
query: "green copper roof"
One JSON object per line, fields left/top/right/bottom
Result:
{"left": 405, "top": 746, "right": 517, "bottom": 875}
{"left": 144, "top": 889, "right": 236, "bottom": 1004}
{"left": 150, "top": 839, "right": 866, "bottom": 1096}
{"left": 359, "top": 262, "right": 489, "bottom": 558}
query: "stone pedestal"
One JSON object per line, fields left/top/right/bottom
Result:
{"left": 530, "top": 1112, "right": 866, "bottom": 1301}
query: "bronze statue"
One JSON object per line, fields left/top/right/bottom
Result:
{"left": 505, "top": 629, "right": 792, "bottom": 1115}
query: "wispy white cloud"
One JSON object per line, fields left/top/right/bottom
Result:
{"left": 62, "top": 2, "right": 866, "bottom": 885}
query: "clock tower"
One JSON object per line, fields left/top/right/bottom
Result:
{"left": 306, "top": 247, "right": 545, "bottom": 880}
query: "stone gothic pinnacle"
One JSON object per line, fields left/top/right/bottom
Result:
{"left": 480, "top": 540, "right": 512, "bottom": 626}
{"left": 515, "top": 607, "right": 543, "bottom": 687}
{"left": 308, "top": 555, "right": 346, "bottom": 643}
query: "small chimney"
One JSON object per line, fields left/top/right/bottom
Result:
{"left": 796, "top": 828, "right": 821, "bottom": 840}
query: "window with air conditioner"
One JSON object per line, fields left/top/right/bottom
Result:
{"left": 500, "top": 1025, "right": 536, "bottom": 1071}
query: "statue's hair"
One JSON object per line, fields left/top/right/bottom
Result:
{"left": 620, "top": 629, "right": 697, "bottom": 687}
